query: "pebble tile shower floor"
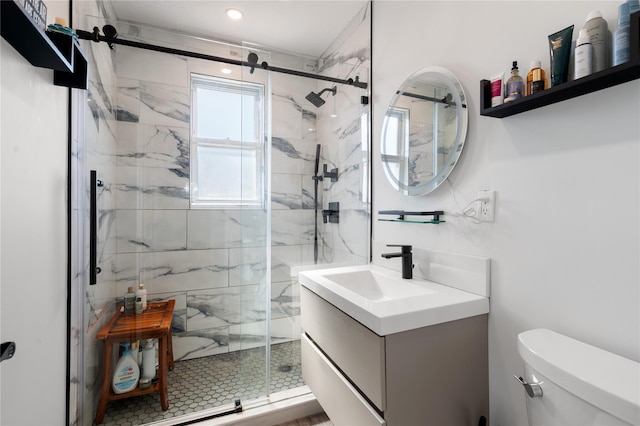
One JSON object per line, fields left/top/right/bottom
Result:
{"left": 101, "top": 341, "right": 306, "bottom": 426}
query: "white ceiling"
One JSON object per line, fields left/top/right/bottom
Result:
{"left": 110, "top": 1, "right": 368, "bottom": 58}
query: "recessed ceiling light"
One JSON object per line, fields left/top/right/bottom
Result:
{"left": 221, "top": 68, "right": 232, "bottom": 74}
{"left": 226, "top": 8, "right": 243, "bottom": 20}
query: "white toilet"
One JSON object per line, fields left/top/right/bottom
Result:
{"left": 516, "top": 328, "right": 640, "bottom": 426}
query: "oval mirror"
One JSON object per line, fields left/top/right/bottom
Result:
{"left": 381, "top": 66, "right": 468, "bottom": 196}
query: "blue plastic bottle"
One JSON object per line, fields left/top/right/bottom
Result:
{"left": 112, "top": 343, "right": 140, "bottom": 394}
{"left": 613, "top": 2, "right": 631, "bottom": 66}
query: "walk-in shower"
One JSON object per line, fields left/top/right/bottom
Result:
{"left": 70, "top": 4, "right": 371, "bottom": 425}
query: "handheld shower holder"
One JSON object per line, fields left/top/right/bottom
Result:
{"left": 322, "top": 164, "right": 339, "bottom": 182}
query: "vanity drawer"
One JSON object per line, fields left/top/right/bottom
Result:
{"left": 301, "top": 333, "right": 386, "bottom": 426}
{"left": 301, "top": 287, "right": 386, "bottom": 411}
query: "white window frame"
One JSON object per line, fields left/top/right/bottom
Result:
{"left": 190, "top": 73, "right": 265, "bottom": 209}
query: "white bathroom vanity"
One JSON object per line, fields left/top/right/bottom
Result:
{"left": 299, "top": 254, "right": 490, "bottom": 426}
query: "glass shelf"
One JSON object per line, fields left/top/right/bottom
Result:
{"left": 378, "top": 210, "right": 445, "bottom": 224}
{"left": 378, "top": 219, "right": 446, "bottom": 224}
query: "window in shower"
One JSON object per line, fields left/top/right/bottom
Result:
{"left": 190, "top": 74, "right": 265, "bottom": 208}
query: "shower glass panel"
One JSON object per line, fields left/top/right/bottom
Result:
{"left": 71, "top": 14, "right": 275, "bottom": 424}
{"left": 226, "top": 44, "right": 271, "bottom": 405}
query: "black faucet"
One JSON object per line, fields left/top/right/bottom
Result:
{"left": 381, "top": 244, "right": 413, "bottom": 279}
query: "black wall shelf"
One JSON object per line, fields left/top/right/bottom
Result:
{"left": 49, "top": 31, "right": 89, "bottom": 90}
{"left": 480, "top": 11, "right": 640, "bottom": 118}
{"left": 1, "top": 0, "right": 87, "bottom": 89}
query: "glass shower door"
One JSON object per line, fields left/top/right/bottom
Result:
{"left": 230, "top": 44, "right": 272, "bottom": 407}
{"left": 71, "top": 14, "right": 275, "bottom": 424}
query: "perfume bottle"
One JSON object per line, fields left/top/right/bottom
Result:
{"left": 505, "top": 61, "right": 525, "bottom": 102}
{"left": 526, "top": 61, "right": 546, "bottom": 95}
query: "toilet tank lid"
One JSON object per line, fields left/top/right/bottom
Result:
{"left": 517, "top": 328, "right": 640, "bottom": 426}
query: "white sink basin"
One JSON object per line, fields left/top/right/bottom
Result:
{"left": 299, "top": 264, "right": 489, "bottom": 335}
{"left": 320, "top": 269, "right": 436, "bottom": 301}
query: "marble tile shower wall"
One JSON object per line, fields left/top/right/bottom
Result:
{"left": 111, "top": 39, "right": 326, "bottom": 361}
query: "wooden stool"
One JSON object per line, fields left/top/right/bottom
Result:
{"left": 94, "top": 300, "right": 175, "bottom": 424}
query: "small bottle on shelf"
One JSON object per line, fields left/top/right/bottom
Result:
{"left": 504, "top": 61, "right": 525, "bottom": 103}
{"left": 526, "top": 61, "right": 546, "bottom": 95}
{"left": 124, "top": 286, "right": 136, "bottom": 312}
{"left": 575, "top": 29, "right": 593, "bottom": 79}
{"left": 137, "top": 283, "right": 147, "bottom": 311}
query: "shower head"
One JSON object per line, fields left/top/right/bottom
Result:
{"left": 305, "top": 86, "right": 337, "bottom": 107}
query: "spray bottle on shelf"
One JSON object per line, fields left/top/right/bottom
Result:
{"left": 112, "top": 343, "right": 140, "bottom": 394}
{"left": 613, "top": 2, "right": 631, "bottom": 66}
{"left": 583, "top": 11, "right": 609, "bottom": 72}
{"left": 575, "top": 29, "right": 593, "bottom": 79}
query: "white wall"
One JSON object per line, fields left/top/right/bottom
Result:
{"left": 372, "top": 1, "right": 639, "bottom": 425}
{"left": 0, "top": 1, "right": 69, "bottom": 424}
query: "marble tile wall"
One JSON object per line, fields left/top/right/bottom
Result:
{"left": 315, "top": 3, "right": 372, "bottom": 265}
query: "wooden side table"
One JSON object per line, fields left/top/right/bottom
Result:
{"left": 95, "top": 300, "right": 175, "bottom": 424}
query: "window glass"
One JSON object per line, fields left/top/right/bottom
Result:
{"left": 191, "top": 74, "right": 264, "bottom": 208}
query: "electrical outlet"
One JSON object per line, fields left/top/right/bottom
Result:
{"left": 478, "top": 190, "right": 495, "bottom": 222}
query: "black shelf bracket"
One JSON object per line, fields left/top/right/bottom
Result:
{"left": 48, "top": 31, "right": 89, "bottom": 90}
{"left": 480, "top": 11, "right": 640, "bottom": 118}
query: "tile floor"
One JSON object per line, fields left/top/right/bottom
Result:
{"left": 100, "top": 341, "right": 306, "bottom": 426}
